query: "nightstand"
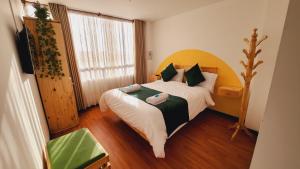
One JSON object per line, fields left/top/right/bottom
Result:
{"left": 149, "top": 74, "right": 161, "bottom": 82}
{"left": 217, "top": 86, "right": 243, "bottom": 98}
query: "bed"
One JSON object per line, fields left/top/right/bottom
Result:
{"left": 99, "top": 49, "right": 243, "bottom": 158}
{"left": 100, "top": 79, "right": 215, "bottom": 158}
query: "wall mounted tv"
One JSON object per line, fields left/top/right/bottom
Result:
{"left": 16, "top": 26, "right": 35, "bottom": 74}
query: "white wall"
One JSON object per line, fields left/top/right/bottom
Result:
{"left": 0, "top": 0, "right": 49, "bottom": 169}
{"left": 246, "top": 0, "right": 290, "bottom": 133}
{"left": 250, "top": 0, "right": 300, "bottom": 168}
{"left": 146, "top": 0, "right": 289, "bottom": 131}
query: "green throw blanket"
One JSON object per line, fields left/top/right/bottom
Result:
{"left": 121, "top": 86, "right": 189, "bottom": 136}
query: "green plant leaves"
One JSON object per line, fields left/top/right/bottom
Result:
{"left": 33, "top": 2, "right": 64, "bottom": 79}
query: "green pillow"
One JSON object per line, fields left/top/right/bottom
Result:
{"left": 161, "top": 63, "right": 177, "bottom": 81}
{"left": 185, "top": 64, "right": 205, "bottom": 86}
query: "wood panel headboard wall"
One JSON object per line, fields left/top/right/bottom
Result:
{"left": 155, "top": 49, "right": 243, "bottom": 117}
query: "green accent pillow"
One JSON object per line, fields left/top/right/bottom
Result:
{"left": 47, "top": 128, "right": 106, "bottom": 169}
{"left": 185, "top": 64, "right": 206, "bottom": 86}
{"left": 161, "top": 63, "right": 177, "bottom": 81}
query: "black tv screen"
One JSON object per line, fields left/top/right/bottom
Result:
{"left": 16, "top": 26, "right": 34, "bottom": 74}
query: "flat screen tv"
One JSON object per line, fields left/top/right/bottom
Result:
{"left": 16, "top": 26, "right": 35, "bottom": 74}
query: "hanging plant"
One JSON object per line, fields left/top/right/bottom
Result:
{"left": 33, "top": 2, "right": 64, "bottom": 79}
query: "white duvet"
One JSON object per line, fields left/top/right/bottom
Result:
{"left": 99, "top": 80, "right": 215, "bottom": 158}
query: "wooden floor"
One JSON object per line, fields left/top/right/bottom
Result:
{"left": 57, "top": 107, "right": 257, "bottom": 169}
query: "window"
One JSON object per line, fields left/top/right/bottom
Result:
{"left": 68, "top": 11, "right": 135, "bottom": 106}
{"left": 68, "top": 11, "right": 134, "bottom": 81}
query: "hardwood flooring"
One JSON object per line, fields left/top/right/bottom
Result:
{"left": 55, "top": 107, "right": 257, "bottom": 169}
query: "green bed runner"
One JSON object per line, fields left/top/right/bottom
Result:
{"left": 121, "top": 86, "right": 189, "bottom": 136}
{"left": 47, "top": 128, "right": 106, "bottom": 169}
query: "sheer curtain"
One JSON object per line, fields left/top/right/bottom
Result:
{"left": 69, "top": 12, "right": 134, "bottom": 107}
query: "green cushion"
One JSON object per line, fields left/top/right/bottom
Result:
{"left": 47, "top": 128, "right": 106, "bottom": 169}
{"left": 161, "top": 63, "right": 177, "bottom": 81}
{"left": 185, "top": 64, "right": 205, "bottom": 86}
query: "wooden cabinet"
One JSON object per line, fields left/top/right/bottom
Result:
{"left": 24, "top": 17, "right": 78, "bottom": 134}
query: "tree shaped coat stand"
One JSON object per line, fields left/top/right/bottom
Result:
{"left": 230, "top": 28, "right": 268, "bottom": 140}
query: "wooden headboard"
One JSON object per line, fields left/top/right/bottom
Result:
{"left": 175, "top": 65, "right": 218, "bottom": 74}
{"left": 155, "top": 49, "right": 243, "bottom": 117}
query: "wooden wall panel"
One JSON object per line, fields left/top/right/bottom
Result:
{"left": 24, "top": 17, "right": 78, "bottom": 134}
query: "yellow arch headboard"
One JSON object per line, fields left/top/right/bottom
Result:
{"left": 155, "top": 49, "right": 243, "bottom": 117}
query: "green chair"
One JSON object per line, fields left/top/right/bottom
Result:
{"left": 46, "top": 128, "right": 110, "bottom": 169}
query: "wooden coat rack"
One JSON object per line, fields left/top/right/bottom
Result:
{"left": 230, "top": 28, "right": 268, "bottom": 140}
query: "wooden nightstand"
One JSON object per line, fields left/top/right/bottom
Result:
{"left": 217, "top": 86, "right": 243, "bottom": 98}
{"left": 149, "top": 74, "right": 161, "bottom": 82}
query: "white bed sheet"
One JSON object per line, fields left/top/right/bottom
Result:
{"left": 99, "top": 80, "right": 215, "bottom": 158}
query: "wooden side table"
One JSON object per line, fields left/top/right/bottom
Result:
{"left": 149, "top": 74, "right": 161, "bottom": 82}
{"left": 217, "top": 86, "right": 243, "bottom": 98}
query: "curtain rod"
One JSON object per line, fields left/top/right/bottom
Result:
{"left": 24, "top": 0, "right": 134, "bottom": 23}
{"left": 68, "top": 8, "right": 133, "bottom": 23}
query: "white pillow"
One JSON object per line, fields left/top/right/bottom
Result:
{"left": 171, "top": 69, "right": 184, "bottom": 82}
{"left": 198, "top": 72, "right": 218, "bottom": 93}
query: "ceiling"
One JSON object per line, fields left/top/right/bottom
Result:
{"left": 32, "top": 0, "right": 224, "bottom": 21}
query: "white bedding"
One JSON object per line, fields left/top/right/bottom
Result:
{"left": 99, "top": 80, "right": 215, "bottom": 158}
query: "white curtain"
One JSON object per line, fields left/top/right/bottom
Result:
{"left": 68, "top": 12, "right": 134, "bottom": 107}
